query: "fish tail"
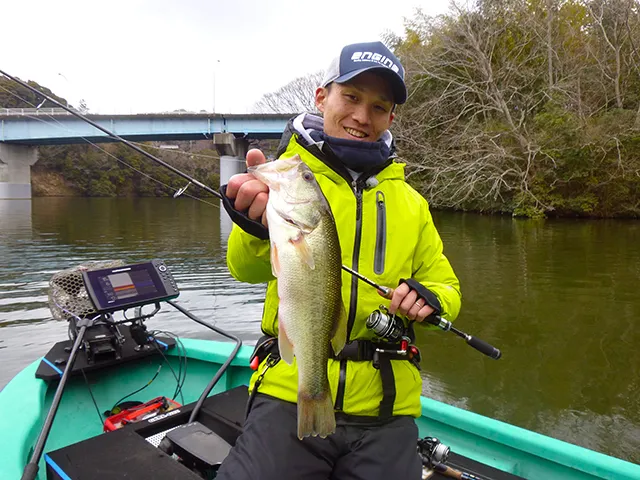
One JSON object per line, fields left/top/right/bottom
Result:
{"left": 297, "top": 391, "right": 336, "bottom": 440}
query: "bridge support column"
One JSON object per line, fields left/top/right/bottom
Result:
{"left": 0, "top": 144, "right": 39, "bottom": 199}
{"left": 214, "top": 134, "right": 250, "bottom": 238}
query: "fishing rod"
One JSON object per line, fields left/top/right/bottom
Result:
{"left": 0, "top": 68, "right": 222, "bottom": 200}
{"left": 3, "top": 69, "right": 498, "bottom": 355}
{"left": 341, "top": 265, "right": 502, "bottom": 360}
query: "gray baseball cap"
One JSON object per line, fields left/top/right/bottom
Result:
{"left": 321, "top": 41, "right": 407, "bottom": 104}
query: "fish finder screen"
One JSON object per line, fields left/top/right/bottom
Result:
{"left": 82, "top": 261, "right": 177, "bottom": 312}
{"left": 99, "top": 270, "right": 158, "bottom": 304}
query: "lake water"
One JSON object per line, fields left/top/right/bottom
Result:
{"left": 0, "top": 197, "right": 638, "bottom": 464}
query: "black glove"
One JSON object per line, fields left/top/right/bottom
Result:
{"left": 399, "top": 278, "right": 442, "bottom": 316}
{"left": 219, "top": 184, "right": 270, "bottom": 240}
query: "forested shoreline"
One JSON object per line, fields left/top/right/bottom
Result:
{"left": 388, "top": 0, "right": 640, "bottom": 217}
{"left": 32, "top": 143, "right": 222, "bottom": 198}
{"left": 3, "top": 0, "right": 640, "bottom": 217}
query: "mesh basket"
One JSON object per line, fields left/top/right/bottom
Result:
{"left": 48, "top": 260, "right": 125, "bottom": 320}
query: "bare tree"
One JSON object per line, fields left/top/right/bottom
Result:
{"left": 393, "top": 0, "right": 640, "bottom": 217}
{"left": 253, "top": 71, "right": 324, "bottom": 114}
{"left": 395, "top": 1, "right": 550, "bottom": 212}
{"left": 585, "top": 0, "right": 638, "bottom": 109}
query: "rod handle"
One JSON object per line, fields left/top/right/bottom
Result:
{"left": 433, "top": 463, "right": 462, "bottom": 479}
{"left": 467, "top": 336, "right": 502, "bottom": 359}
{"left": 377, "top": 286, "right": 394, "bottom": 299}
{"left": 434, "top": 463, "right": 482, "bottom": 480}
{"left": 20, "top": 463, "right": 38, "bottom": 480}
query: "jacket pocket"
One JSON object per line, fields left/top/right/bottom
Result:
{"left": 374, "top": 191, "right": 386, "bottom": 274}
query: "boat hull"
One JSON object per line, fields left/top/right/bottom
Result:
{"left": 1, "top": 339, "right": 638, "bottom": 480}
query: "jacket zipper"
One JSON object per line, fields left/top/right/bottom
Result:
{"left": 334, "top": 180, "right": 364, "bottom": 412}
{"left": 294, "top": 139, "right": 391, "bottom": 412}
{"left": 374, "top": 191, "right": 386, "bottom": 275}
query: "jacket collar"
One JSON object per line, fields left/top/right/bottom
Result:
{"left": 276, "top": 113, "right": 405, "bottom": 187}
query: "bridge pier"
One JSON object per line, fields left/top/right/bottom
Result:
{"left": 214, "top": 134, "right": 249, "bottom": 238}
{"left": 0, "top": 144, "right": 39, "bottom": 199}
{"left": 217, "top": 133, "right": 249, "bottom": 186}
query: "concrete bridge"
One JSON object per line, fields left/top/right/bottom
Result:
{"left": 0, "top": 110, "right": 293, "bottom": 198}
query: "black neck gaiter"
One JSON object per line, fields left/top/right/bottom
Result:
{"left": 310, "top": 131, "right": 391, "bottom": 173}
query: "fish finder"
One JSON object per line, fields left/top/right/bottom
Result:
{"left": 82, "top": 259, "right": 180, "bottom": 313}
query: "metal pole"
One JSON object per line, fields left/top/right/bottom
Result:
{"left": 21, "top": 324, "right": 89, "bottom": 480}
{"left": 213, "top": 59, "right": 220, "bottom": 114}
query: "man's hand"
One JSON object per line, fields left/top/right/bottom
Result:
{"left": 225, "top": 149, "right": 270, "bottom": 227}
{"left": 384, "top": 282, "right": 435, "bottom": 322}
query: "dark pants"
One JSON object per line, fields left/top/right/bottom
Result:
{"left": 216, "top": 394, "right": 422, "bottom": 480}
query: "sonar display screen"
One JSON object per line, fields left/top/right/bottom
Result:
{"left": 82, "top": 261, "right": 178, "bottom": 313}
{"left": 98, "top": 270, "right": 158, "bottom": 304}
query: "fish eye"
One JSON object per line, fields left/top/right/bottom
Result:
{"left": 302, "top": 172, "right": 314, "bottom": 182}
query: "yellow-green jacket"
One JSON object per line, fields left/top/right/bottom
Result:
{"left": 226, "top": 114, "right": 461, "bottom": 418}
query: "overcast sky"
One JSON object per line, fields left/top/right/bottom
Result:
{"left": 3, "top": 0, "right": 450, "bottom": 114}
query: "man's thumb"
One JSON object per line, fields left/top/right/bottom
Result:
{"left": 246, "top": 149, "right": 267, "bottom": 168}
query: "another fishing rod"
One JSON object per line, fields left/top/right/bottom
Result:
{"left": 0, "top": 68, "right": 222, "bottom": 200}
{"left": 341, "top": 265, "right": 502, "bottom": 360}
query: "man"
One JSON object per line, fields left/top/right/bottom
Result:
{"left": 217, "top": 41, "right": 461, "bottom": 480}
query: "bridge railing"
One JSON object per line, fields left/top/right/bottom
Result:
{"left": 0, "top": 108, "right": 73, "bottom": 116}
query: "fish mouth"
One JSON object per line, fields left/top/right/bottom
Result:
{"left": 250, "top": 156, "right": 316, "bottom": 205}
{"left": 249, "top": 157, "right": 301, "bottom": 189}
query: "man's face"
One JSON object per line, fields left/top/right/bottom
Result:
{"left": 315, "top": 71, "right": 395, "bottom": 142}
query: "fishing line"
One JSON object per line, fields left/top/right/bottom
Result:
{"left": 0, "top": 84, "right": 42, "bottom": 106}
{"left": 0, "top": 69, "right": 224, "bottom": 200}
{"left": 127, "top": 140, "right": 247, "bottom": 163}
{"left": 0, "top": 84, "right": 220, "bottom": 207}
{"left": 0, "top": 85, "right": 196, "bottom": 200}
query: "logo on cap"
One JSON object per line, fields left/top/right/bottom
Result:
{"left": 350, "top": 52, "right": 400, "bottom": 74}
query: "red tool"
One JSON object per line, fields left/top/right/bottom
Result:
{"left": 103, "top": 396, "right": 181, "bottom": 432}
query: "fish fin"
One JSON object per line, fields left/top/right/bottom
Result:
{"left": 278, "top": 319, "right": 295, "bottom": 365}
{"left": 297, "top": 390, "right": 336, "bottom": 439}
{"left": 330, "top": 303, "right": 348, "bottom": 356}
{"left": 290, "top": 234, "right": 315, "bottom": 270}
{"left": 270, "top": 242, "right": 280, "bottom": 278}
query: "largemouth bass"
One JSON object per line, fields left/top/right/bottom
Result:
{"left": 250, "top": 155, "right": 347, "bottom": 439}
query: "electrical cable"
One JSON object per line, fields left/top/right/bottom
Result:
{"left": 109, "top": 365, "right": 162, "bottom": 413}
{"left": 165, "top": 300, "right": 242, "bottom": 424}
{"left": 149, "top": 338, "right": 185, "bottom": 405}
{"left": 123, "top": 313, "right": 188, "bottom": 401}
{"left": 149, "top": 330, "right": 188, "bottom": 400}
{"left": 80, "top": 368, "right": 104, "bottom": 426}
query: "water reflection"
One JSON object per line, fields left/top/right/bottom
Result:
{"left": 0, "top": 198, "right": 266, "bottom": 390}
{"left": 0, "top": 199, "right": 32, "bottom": 233}
{"left": 424, "top": 212, "right": 640, "bottom": 462}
